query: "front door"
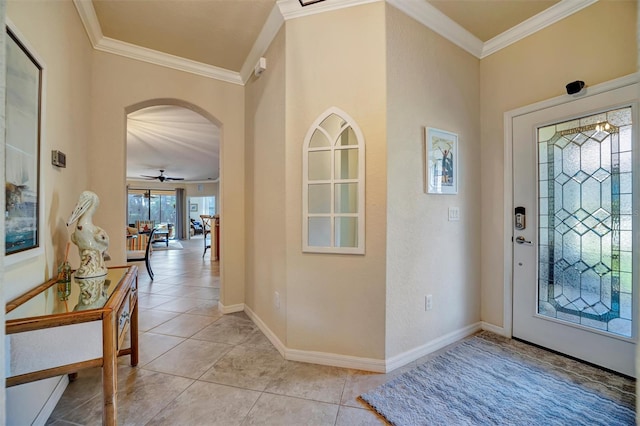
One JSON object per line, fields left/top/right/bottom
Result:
{"left": 512, "top": 82, "right": 638, "bottom": 377}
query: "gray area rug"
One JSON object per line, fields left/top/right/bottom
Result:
{"left": 360, "top": 332, "right": 635, "bottom": 426}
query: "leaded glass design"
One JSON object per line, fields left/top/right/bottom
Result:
{"left": 538, "top": 107, "right": 633, "bottom": 337}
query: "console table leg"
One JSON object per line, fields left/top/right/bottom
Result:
{"left": 102, "top": 310, "right": 117, "bottom": 425}
{"left": 131, "top": 291, "right": 139, "bottom": 367}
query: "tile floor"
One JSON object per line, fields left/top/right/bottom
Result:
{"left": 46, "top": 237, "right": 400, "bottom": 425}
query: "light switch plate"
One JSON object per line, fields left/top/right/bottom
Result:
{"left": 448, "top": 207, "right": 460, "bottom": 221}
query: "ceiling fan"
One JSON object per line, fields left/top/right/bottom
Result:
{"left": 141, "top": 169, "right": 184, "bottom": 182}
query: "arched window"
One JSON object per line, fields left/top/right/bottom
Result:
{"left": 302, "top": 107, "right": 365, "bottom": 254}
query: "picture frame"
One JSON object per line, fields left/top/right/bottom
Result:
{"left": 425, "top": 127, "right": 458, "bottom": 195}
{"left": 5, "top": 26, "right": 43, "bottom": 260}
{"left": 190, "top": 203, "right": 198, "bottom": 212}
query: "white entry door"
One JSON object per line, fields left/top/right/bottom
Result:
{"left": 512, "top": 82, "right": 638, "bottom": 377}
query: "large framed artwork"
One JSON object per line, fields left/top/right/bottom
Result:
{"left": 425, "top": 127, "right": 458, "bottom": 195}
{"left": 5, "top": 26, "right": 42, "bottom": 260}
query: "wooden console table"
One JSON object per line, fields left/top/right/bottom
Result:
{"left": 5, "top": 265, "right": 139, "bottom": 425}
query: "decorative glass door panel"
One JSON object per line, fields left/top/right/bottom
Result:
{"left": 537, "top": 107, "right": 632, "bottom": 337}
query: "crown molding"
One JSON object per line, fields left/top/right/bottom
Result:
{"left": 95, "top": 37, "right": 243, "bottom": 85}
{"left": 74, "top": 0, "right": 598, "bottom": 85}
{"left": 240, "top": 3, "right": 285, "bottom": 83}
{"left": 73, "top": 0, "right": 103, "bottom": 46}
{"left": 481, "top": 0, "right": 599, "bottom": 58}
{"left": 73, "top": 0, "right": 243, "bottom": 85}
{"left": 387, "top": 0, "right": 484, "bottom": 58}
{"left": 386, "top": 0, "right": 598, "bottom": 60}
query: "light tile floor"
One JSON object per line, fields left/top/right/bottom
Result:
{"left": 47, "top": 238, "right": 396, "bottom": 425}
{"left": 46, "top": 238, "right": 633, "bottom": 425}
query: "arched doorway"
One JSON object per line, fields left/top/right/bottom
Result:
{"left": 125, "top": 98, "right": 222, "bottom": 268}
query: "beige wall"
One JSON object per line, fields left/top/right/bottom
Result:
{"left": 480, "top": 1, "right": 638, "bottom": 328}
{"left": 5, "top": 1, "right": 94, "bottom": 423}
{"left": 5, "top": 1, "right": 93, "bottom": 300}
{"left": 245, "top": 28, "right": 287, "bottom": 341}
{"left": 89, "top": 51, "right": 246, "bottom": 307}
{"left": 184, "top": 181, "right": 218, "bottom": 198}
{"left": 285, "top": 3, "right": 387, "bottom": 358}
{"left": 385, "top": 4, "right": 481, "bottom": 357}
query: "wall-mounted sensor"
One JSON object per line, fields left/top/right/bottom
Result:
{"left": 51, "top": 150, "right": 66, "bottom": 168}
{"left": 566, "top": 80, "right": 585, "bottom": 95}
{"left": 254, "top": 57, "right": 267, "bottom": 78}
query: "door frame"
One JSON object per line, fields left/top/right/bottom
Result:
{"left": 502, "top": 72, "right": 639, "bottom": 337}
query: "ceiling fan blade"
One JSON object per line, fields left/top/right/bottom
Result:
{"left": 137, "top": 170, "right": 184, "bottom": 181}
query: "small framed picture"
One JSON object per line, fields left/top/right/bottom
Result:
{"left": 190, "top": 203, "right": 198, "bottom": 212}
{"left": 425, "top": 127, "right": 458, "bottom": 195}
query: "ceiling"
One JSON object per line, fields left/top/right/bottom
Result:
{"left": 127, "top": 105, "right": 220, "bottom": 183}
{"left": 429, "top": 0, "right": 559, "bottom": 42}
{"left": 94, "top": 0, "right": 568, "bottom": 183}
{"left": 93, "top": 0, "right": 276, "bottom": 72}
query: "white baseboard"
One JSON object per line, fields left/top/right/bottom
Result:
{"left": 243, "top": 305, "right": 287, "bottom": 358}
{"left": 286, "top": 347, "right": 386, "bottom": 373}
{"left": 481, "top": 321, "right": 507, "bottom": 337}
{"left": 243, "top": 306, "right": 480, "bottom": 373}
{"left": 33, "top": 375, "right": 69, "bottom": 426}
{"left": 385, "top": 322, "right": 482, "bottom": 372}
{"left": 218, "top": 301, "right": 245, "bottom": 314}
{"left": 244, "top": 305, "right": 386, "bottom": 372}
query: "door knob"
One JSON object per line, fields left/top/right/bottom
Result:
{"left": 515, "top": 236, "right": 532, "bottom": 245}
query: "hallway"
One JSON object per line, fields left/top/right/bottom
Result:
{"left": 47, "top": 237, "right": 391, "bottom": 425}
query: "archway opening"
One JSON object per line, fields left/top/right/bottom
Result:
{"left": 125, "top": 99, "right": 222, "bottom": 271}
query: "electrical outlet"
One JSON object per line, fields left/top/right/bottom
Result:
{"left": 425, "top": 294, "right": 433, "bottom": 311}
{"left": 274, "top": 291, "right": 280, "bottom": 310}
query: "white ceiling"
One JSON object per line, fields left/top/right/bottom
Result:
{"left": 127, "top": 105, "right": 220, "bottom": 183}
{"left": 82, "top": 0, "right": 588, "bottom": 184}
